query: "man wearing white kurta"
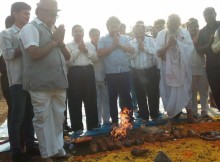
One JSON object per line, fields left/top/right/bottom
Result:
{"left": 156, "top": 14, "right": 196, "bottom": 126}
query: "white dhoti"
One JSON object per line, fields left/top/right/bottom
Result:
{"left": 160, "top": 62, "right": 191, "bottom": 118}
{"left": 156, "top": 28, "right": 194, "bottom": 118}
{"left": 29, "top": 89, "right": 66, "bottom": 158}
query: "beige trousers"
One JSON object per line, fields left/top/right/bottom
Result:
{"left": 29, "top": 89, "right": 66, "bottom": 158}
{"left": 192, "top": 75, "right": 209, "bottom": 116}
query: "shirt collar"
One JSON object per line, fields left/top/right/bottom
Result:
{"left": 10, "top": 25, "right": 20, "bottom": 34}
{"left": 134, "top": 36, "right": 146, "bottom": 43}
{"left": 33, "top": 17, "right": 44, "bottom": 25}
{"left": 33, "top": 17, "right": 53, "bottom": 31}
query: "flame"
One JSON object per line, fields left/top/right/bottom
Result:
{"left": 111, "top": 107, "right": 133, "bottom": 140}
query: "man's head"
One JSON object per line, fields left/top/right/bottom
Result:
{"left": 11, "top": 2, "right": 31, "bottom": 27}
{"left": 151, "top": 19, "right": 165, "bottom": 38}
{"left": 186, "top": 18, "right": 199, "bottom": 37}
{"left": 166, "top": 14, "right": 181, "bottom": 35}
{"left": 203, "top": 7, "right": 216, "bottom": 25}
{"left": 135, "top": 20, "right": 145, "bottom": 26}
{"left": 89, "top": 28, "right": 100, "bottom": 45}
{"left": 72, "top": 25, "right": 84, "bottom": 42}
{"left": 5, "top": 16, "right": 14, "bottom": 29}
{"left": 36, "top": 0, "right": 60, "bottom": 28}
{"left": 133, "top": 24, "right": 145, "bottom": 41}
{"left": 106, "top": 16, "right": 121, "bottom": 36}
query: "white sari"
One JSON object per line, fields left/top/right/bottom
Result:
{"left": 156, "top": 28, "right": 194, "bottom": 118}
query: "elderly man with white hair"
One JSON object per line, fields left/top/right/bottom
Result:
{"left": 156, "top": 14, "right": 196, "bottom": 128}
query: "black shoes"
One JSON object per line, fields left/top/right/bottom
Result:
{"left": 26, "top": 146, "right": 41, "bottom": 156}
{"left": 12, "top": 153, "right": 27, "bottom": 162}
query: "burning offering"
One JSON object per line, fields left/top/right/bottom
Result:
{"left": 111, "top": 108, "right": 133, "bottom": 140}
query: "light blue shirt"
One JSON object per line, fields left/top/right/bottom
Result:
{"left": 98, "top": 34, "right": 131, "bottom": 74}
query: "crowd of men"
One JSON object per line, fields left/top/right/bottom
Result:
{"left": 0, "top": 0, "right": 220, "bottom": 161}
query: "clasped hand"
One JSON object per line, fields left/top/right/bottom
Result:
{"left": 78, "top": 41, "right": 88, "bottom": 53}
{"left": 168, "top": 36, "right": 177, "bottom": 47}
{"left": 52, "top": 24, "right": 65, "bottom": 44}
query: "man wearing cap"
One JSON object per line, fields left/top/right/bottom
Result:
{"left": 19, "top": 0, "right": 70, "bottom": 161}
{"left": 197, "top": 7, "right": 220, "bottom": 111}
{"left": 187, "top": 18, "right": 209, "bottom": 118}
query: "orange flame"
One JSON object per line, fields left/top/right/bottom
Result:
{"left": 111, "top": 107, "right": 133, "bottom": 140}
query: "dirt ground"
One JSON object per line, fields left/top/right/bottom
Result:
{"left": 1, "top": 91, "right": 220, "bottom": 162}
{"left": 0, "top": 98, "right": 8, "bottom": 125}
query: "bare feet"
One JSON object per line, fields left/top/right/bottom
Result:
{"left": 165, "top": 119, "right": 173, "bottom": 131}
{"left": 187, "top": 117, "right": 198, "bottom": 123}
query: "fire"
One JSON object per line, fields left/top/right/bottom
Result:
{"left": 111, "top": 107, "right": 133, "bottom": 140}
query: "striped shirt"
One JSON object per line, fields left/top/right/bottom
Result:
{"left": 0, "top": 25, "right": 22, "bottom": 86}
{"left": 130, "top": 36, "right": 157, "bottom": 69}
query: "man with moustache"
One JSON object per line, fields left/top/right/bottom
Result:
{"left": 66, "top": 25, "right": 99, "bottom": 134}
{"left": 19, "top": 0, "right": 70, "bottom": 161}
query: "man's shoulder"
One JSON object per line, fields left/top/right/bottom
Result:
{"left": 0, "top": 28, "right": 12, "bottom": 39}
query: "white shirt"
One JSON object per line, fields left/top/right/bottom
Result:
{"left": 66, "top": 40, "right": 96, "bottom": 67}
{"left": 0, "top": 25, "right": 22, "bottom": 86}
{"left": 20, "top": 17, "right": 49, "bottom": 49}
{"left": 191, "top": 48, "right": 206, "bottom": 75}
{"left": 86, "top": 41, "right": 106, "bottom": 81}
{"left": 130, "top": 36, "right": 157, "bottom": 69}
{"left": 212, "top": 29, "right": 220, "bottom": 54}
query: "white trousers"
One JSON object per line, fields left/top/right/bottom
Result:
{"left": 29, "top": 89, "right": 66, "bottom": 158}
{"left": 192, "top": 75, "right": 209, "bottom": 116}
{"left": 96, "top": 81, "right": 110, "bottom": 124}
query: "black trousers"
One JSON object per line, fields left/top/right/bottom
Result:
{"left": 131, "top": 67, "right": 160, "bottom": 120}
{"left": 67, "top": 65, "right": 98, "bottom": 131}
{"left": 206, "top": 65, "right": 220, "bottom": 111}
{"left": 106, "top": 72, "right": 133, "bottom": 123}
{"left": 1, "top": 75, "right": 12, "bottom": 128}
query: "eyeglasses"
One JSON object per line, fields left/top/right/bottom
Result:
{"left": 46, "top": 11, "right": 59, "bottom": 19}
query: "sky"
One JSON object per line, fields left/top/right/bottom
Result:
{"left": 0, "top": 0, "right": 220, "bottom": 42}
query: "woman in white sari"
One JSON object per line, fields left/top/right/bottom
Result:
{"left": 156, "top": 14, "right": 197, "bottom": 127}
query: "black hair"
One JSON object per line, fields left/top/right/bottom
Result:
{"left": 9, "top": 2, "right": 31, "bottom": 24}
{"left": 11, "top": 2, "right": 31, "bottom": 14}
{"left": 89, "top": 28, "right": 100, "bottom": 36}
{"left": 5, "top": 16, "right": 14, "bottom": 28}
{"left": 72, "top": 24, "right": 82, "bottom": 32}
{"left": 106, "top": 16, "right": 121, "bottom": 28}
